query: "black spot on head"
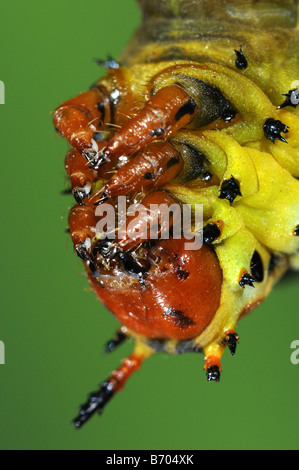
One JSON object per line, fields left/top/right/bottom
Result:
{"left": 250, "top": 251, "right": 264, "bottom": 283}
{"left": 174, "top": 98, "right": 197, "bottom": 121}
{"left": 163, "top": 308, "right": 195, "bottom": 329}
{"left": 264, "top": 118, "right": 289, "bottom": 144}
{"left": 219, "top": 176, "right": 242, "bottom": 205}
{"left": 235, "top": 47, "right": 248, "bottom": 70}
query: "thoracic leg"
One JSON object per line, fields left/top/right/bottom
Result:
{"left": 73, "top": 342, "right": 153, "bottom": 429}
{"left": 53, "top": 88, "right": 111, "bottom": 154}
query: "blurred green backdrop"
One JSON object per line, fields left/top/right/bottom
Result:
{"left": 0, "top": 0, "right": 298, "bottom": 451}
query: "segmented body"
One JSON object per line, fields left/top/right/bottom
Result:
{"left": 53, "top": 0, "right": 299, "bottom": 427}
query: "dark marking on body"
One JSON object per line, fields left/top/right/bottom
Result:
{"left": 166, "top": 156, "right": 181, "bottom": 169}
{"left": 175, "top": 98, "right": 197, "bottom": 121}
{"left": 175, "top": 266, "right": 190, "bottom": 281}
{"left": 163, "top": 308, "right": 195, "bottom": 328}
{"left": 250, "top": 250, "right": 264, "bottom": 283}
{"left": 203, "top": 223, "right": 221, "bottom": 244}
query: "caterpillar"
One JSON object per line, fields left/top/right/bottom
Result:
{"left": 53, "top": 0, "right": 299, "bottom": 429}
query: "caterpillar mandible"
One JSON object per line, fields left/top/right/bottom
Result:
{"left": 53, "top": 0, "right": 299, "bottom": 428}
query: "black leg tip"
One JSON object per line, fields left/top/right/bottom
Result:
{"left": 104, "top": 330, "right": 127, "bottom": 354}
{"left": 73, "top": 188, "right": 87, "bottom": 206}
{"left": 75, "top": 243, "right": 90, "bottom": 262}
{"left": 94, "top": 192, "right": 109, "bottom": 206}
{"left": 226, "top": 333, "right": 239, "bottom": 356}
{"left": 206, "top": 365, "right": 221, "bottom": 382}
{"left": 72, "top": 381, "right": 114, "bottom": 429}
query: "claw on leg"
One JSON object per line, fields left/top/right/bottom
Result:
{"left": 65, "top": 149, "right": 99, "bottom": 205}
{"left": 90, "top": 141, "right": 184, "bottom": 204}
{"left": 104, "top": 327, "right": 128, "bottom": 354}
{"left": 68, "top": 205, "right": 98, "bottom": 261}
{"left": 73, "top": 342, "right": 153, "bottom": 429}
{"left": 225, "top": 330, "right": 239, "bottom": 356}
{"left": 53, "top": 88, "right": 110, "bottom": 153}
{"left": 204, "top": 355, "right": 222, "bottom": 382}
{"left": 204, "top": 342, "right": 225, "bottom": 383}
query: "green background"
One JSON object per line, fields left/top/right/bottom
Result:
{"left": 0, "top": 0, "right": 298, "bottom": 451}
